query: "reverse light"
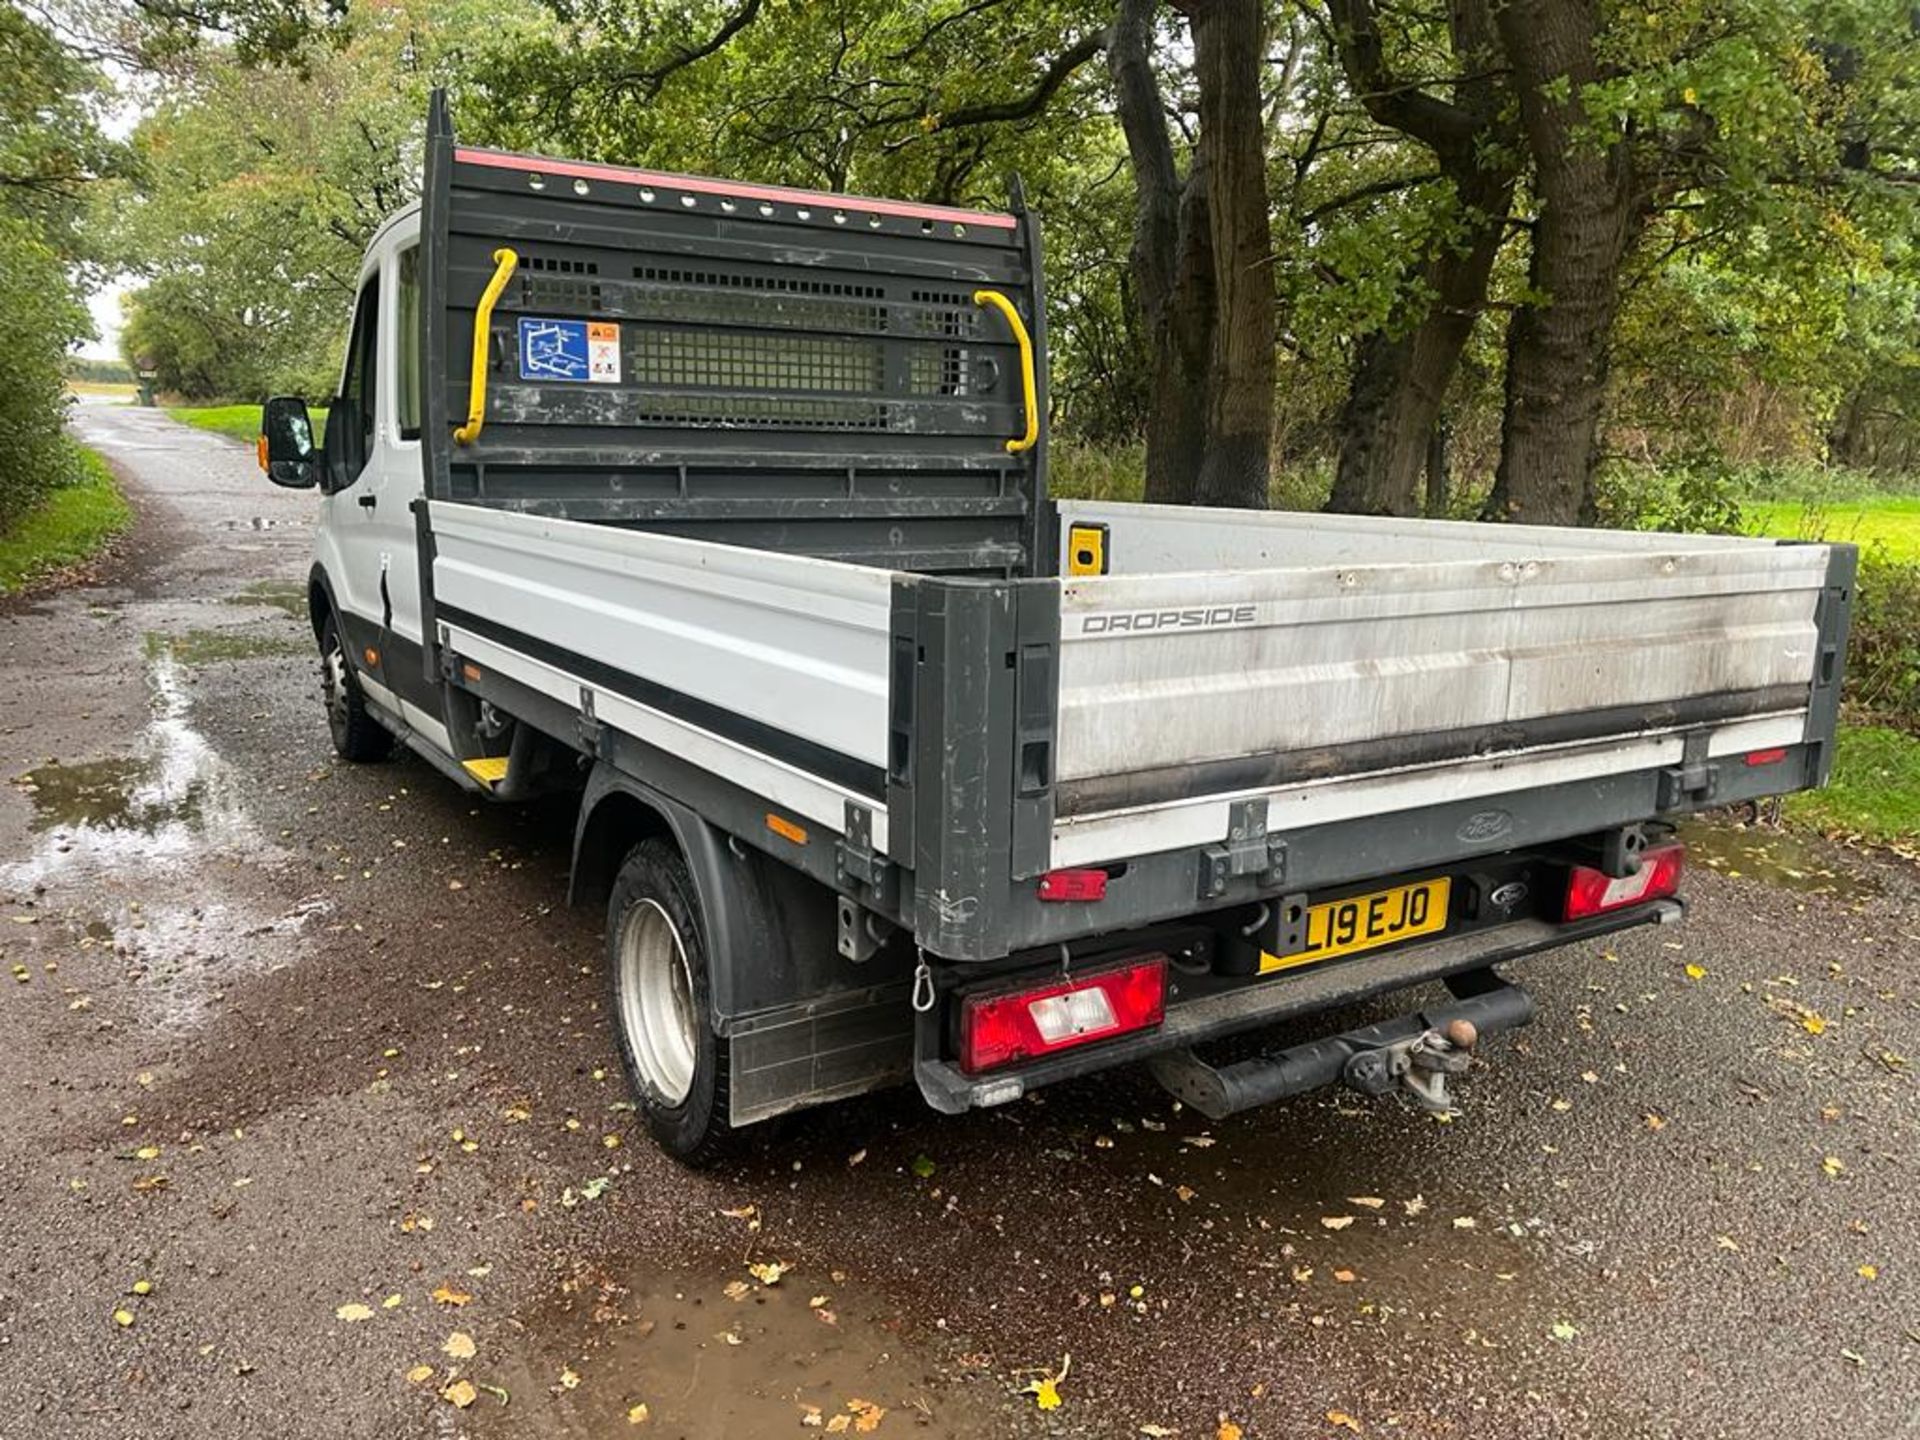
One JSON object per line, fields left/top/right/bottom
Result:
{"left": 1037, "top": 868, "right": 1108, "bottom": 902}
{"left": 1563, "top": 842, "right": 1686, "bottom": 922}
{"left": 959, "top": 956, "right": 1166, "bottom": 1074}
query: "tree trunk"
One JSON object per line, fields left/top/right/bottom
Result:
{"left": 1485, "top": 0, "right": 1648, "bottom": 524}
{"left": 1109, "top": 0, "right": 1213, "bottom": 504}
{"left": 1183, "top": 0, "right": 1273, "bottom": 508}
{"left": 1323, "top": 0, "right": 1514, "bottom": 517}
{"left": 1326, "top": 172, "right": 1510, "bottom": 514}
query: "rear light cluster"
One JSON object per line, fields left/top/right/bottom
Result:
{"left": 1563, "top": 841, "right": 1685, "bottom": 921}
{"left": 958, "top": 956, "right": 1166, "bottom": 1074}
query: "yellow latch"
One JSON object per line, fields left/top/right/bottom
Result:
{"left": 453, "top": 247, "right": 520, "bottom": 446}
{"left": 972, "top": 288, "right": 1039, "bottom": 455}
{"left": 1066, "top": 521, "right": 1108, "bottom": 576}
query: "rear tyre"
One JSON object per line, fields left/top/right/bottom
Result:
{"left": 318, "top": 611, "right": 392, "bottom": 763}
{"left": 607, "top": 839, "right": 733, "bottom": 1167}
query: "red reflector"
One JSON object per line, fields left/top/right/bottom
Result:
{"left": 1036, "top": 868, "right": 1108, "bottom": 902}
{"left": 1563, "top": 842, "right": 1685, "bottom": 922}
{"left": 959, "top": 957, "right": 1166, "bottom": 1074}
{"left": 1744, "top": 747, "right": 1789, "bottom": 767}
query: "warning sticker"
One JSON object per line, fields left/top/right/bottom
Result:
{"left": 588, "top": 322, "right": 622, "bottom": 384}
{"left": 517, "top": 318, "right": 621, "bottom": 384}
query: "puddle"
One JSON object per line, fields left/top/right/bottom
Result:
{"left": 1679, "top": 819, "right": 1880, "bottom": 901}
{"left": 6, "top": 650, "right": 317, "bottom": 1032}
{"left": 144, "top": 628, "right": 307, "bottom": 664}
{"left": 218, "top": 516, "right": 299, "bottom": 531}
{"left": 481, "top": 1258, "right": 1008, "bottom": 1438}
{"left": 223, "top": 579, "right": 309, "bottom": 620}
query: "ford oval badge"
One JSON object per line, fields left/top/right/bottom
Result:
{"left": 1457, "top": 809, "right": 1513, "bottom": 844}
{"left": 1488, "top": 880, "right": 1529, "bottom": 910}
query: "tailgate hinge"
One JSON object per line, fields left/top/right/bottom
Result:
{"left": 1656, "top": 730, "right": 1719, "bottom": 811}
{"left": 1200, "top": 798, "right": 1287, "bottom": 899}
{"left": 835, "top": 802, "right": 888, "bottom": 900}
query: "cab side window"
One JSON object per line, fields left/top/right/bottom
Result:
{"left": 330, "top": 277, "right": 380, "bottom": 488}
{"left": 396, "top": 247, "right": 422, "bottom": 440}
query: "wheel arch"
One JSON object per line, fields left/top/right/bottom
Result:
{"left": 307, "top": 564, "right": 339, "bottom": 642}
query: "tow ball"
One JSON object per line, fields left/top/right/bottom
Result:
{"left": 1341, "top": 1018, "right": 1479, "bottom": 1116}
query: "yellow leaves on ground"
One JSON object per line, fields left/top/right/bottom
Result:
{"left": 442, "top": 1379, "right": 477, "bottom": 1409}
{"left": 1319, "top": 1215, "right": 1354, "bottom": 1231}
{"left": 1346, "top": 1196, "right": 1385, "bottom": 1209}
{"left": 406, "top": 1364, "right": 435, "bottom": 1384}
{"left": 443, "top": 1331, "right": 476, "bottom": 1360}
{"left": 432, "top": 1284, "right": 473, "bottom": 1307}
{"left": 335, "top": 1303, "right": 375, "bottom": 1323}
{"left": 1858, "top": 1264, "right": 1879, "bottom": 1280}
{"left": 1822, "top": 1156, "right": 1847, "bottom": 1179}
{"left": 559, "top": 1367, "right": 581, "bottom": 1390}
{"left": 748, "top": 1260, "right": 791, "bottom": 1286}
{"left": 1684, "top": 964, "right": 1706, "bottom": 981}
{"left": 1327, "top": 1411, "right": 1363, "bottom": 1433}
{"left": 1217, "top": 1419, "right": 1244, "bottom": 1440}
{"left": 112, "top": 1308, "right": 135, "bottom": 1328}
{"left": 1023, "top": 1353, "right": 1071, "bottom": 1411}
{"left": 627, "top": 1402, "right": 651, "bottom": 1425}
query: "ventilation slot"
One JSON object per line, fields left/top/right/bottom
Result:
{"left": 522, "top": 255, "right": 602, "bottom": 313}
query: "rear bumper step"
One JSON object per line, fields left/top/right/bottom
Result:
{"left": 1147, "top": 971, "right": 1536, "bottom": 1119}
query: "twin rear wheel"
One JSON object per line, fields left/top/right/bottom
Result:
{"left": 606, "top": 840, "right": 734, "bottom": 1166}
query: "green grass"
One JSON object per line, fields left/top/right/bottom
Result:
{"left": 1746, "top": 496, "right": 1920, "bottom": 562}
{"left": 168, "top": 403, "right": 267, "bottom": 443}
{"left": 1784, "top": 724, "right": 1920, "bottom": 848}
{"left": 0, "top": 444, "right": 133, "bottom": 593}
{"left": 65, "top": 380, "right": 139, "bottom": 399}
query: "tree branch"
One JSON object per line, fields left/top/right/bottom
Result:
{"left": 930, "top": 32, "right": 1104, "bottom": 131}
{"left": 610, "top": 0, "right": 762, "bottom": 100}
{"left": 1323, "top": 0, "right": 1477, "bottom": 153}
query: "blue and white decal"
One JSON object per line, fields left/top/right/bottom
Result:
{"left": 518, "top": 317, "right": 590, "bottom": 382}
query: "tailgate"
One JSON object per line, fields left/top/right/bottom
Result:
{"left": 1050, "top": 518, "right": 1843, "bottom": 868}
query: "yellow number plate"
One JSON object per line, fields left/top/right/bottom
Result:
{"left": 1260, "top": 877, "right": 1452, "bottom": 974}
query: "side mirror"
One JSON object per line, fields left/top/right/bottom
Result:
{"left": 260, "top": 395, "right": 319, "bottom": 489}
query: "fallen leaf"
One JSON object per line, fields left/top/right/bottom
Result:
{"left": 1550, "top": 1098, "right": 1573, "bottom": 1113}
{"left": 559, "top": 1367, "right": 580, "bottom": 1390}
{"left": 1452, "top": 1216, "right": 1477, "bottom": 1230}
{"left": 1716, "top": 1235, "right": 1741, "bottom": 1252}
{"left": 1684, "top": 964, "right": 1706, "bottom": 980}
{"left": 722, "top": 1280, "right": 751, "bottom": 1302}
{"left": 1027, "top": 1377, "right": 1063, "bottom": 1411}
{"left": 1550, "top": 1321, "right": 1579, "bottom": 1342}
{"left": 1320, "top": 1215, "right": 1355, "bottom": 1231}
{"left": 1347, "top": 1196, "right": 1385, "bottom": 1209}
{"left": 1175, "top": 1185, "right": 1197, "bottom": 1204}
{"left": 112, "top": 1309, "right": 135, "bottom": 1329}
{"left": 1328, "top": 1413, "right": 1362, "bottom": 1434}
{"left": 848, "top": 1398, "right": 885, "bottom": 1432}
{"left": 432, "top": 1285, "right": 473, "bottom": 1307}
{"left": 406, "top": 1364, "right": 435, "bottom": 1384}
{"left": 1139, "top": 1427, "right": 1177, "bottom": 1438}
{"left": 335, "top": 1303, "right": 375, "bottom": 1323}
{"left": 1643, "top": 1112, "right": 1667, "bottom": 1131}
{"left": 443, "top": 1332, "right": 476, "bottom": 1360}
{"left": 442, "top": 1379, "right": 477, "bottom": 1409}
{"left": 1858, "top": 1264, "right": 1879, "bottom": 1280}
{"left": 382, "top": 1294, "right": 403, "bottom": 1310}
{"left": 1822, "top": 1156, "right": 1846, "bottom": 1179}
{"left": 135, "top": 1146, "right": 161, "bottom": 1161}
{"left": 131, "top": 1280, "right": 154, "bottom": 1296}
{"left": 1841, "top": 1348, "right": 1865, "bottom": 1367}
{"left": 910, "top": 1154, "right": 936, "bottom": 1179}
{"left": 1332, "top": 1268, "right": 1357, "bottom": 1284}
{"left": 627, "top": 1403, "right": 650, "bottom": 1425}
{"left": 1401, "top": 1195, "right": 1427, "bottom": 1217}
{"left": 1217, "top": 1420, "right": 1244, "bottom": 1440}
{"left": 825, "top": 1416, "right": 851, "bottom": 1435}
{"left": 748, "top": 1261, "right": 791, "bottom": 1286}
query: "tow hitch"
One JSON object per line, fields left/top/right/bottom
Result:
{"left": 1148, "top": 970, "right": 1533, "bottom": 1121}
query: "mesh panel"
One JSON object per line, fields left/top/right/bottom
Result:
{"left": 633, "top": 266, "right": 886, "bottom": 332}
{"left": 524, "top": 256, "right": 601, "bottom": 312}
{"left": 632, "top": 329, "right": 885, "bottom": 395}
{"left": 634, "top": 393, "right": 889, "bottom": 430}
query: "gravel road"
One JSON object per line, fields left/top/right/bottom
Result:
{"left": 1, "top": 401, "right": 1914, "bottom": 1440}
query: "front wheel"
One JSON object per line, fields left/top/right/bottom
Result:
{"left": 318, "top": 612, "right": 392, "bottom": 763}
{"left": 607, "top": 840, "right": 733, "bottom": 1166}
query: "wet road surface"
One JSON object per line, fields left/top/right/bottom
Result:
{"left": 2, "top": 402, "right": 1916, "bottom": 1439}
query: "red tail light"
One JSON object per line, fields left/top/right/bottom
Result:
{"left": 1563, "top": 842, "right": 1685, "bottom": 922}
{"left": 1037, "top": 868, "right": 1108, "bottom": 902}
{"left": 1744, "top": 747, "right": 1789, "bottom": 767}
{"left": 958, "top": 956, "right": 1166, "bottom": 1074}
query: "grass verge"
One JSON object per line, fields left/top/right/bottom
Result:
{"left": 169, "top": 402, "right": 330, "bottom": 448}
{"left": 1784, "top": 724, "right": 1920, "bottom": 850}
{"left": 0, "top": 444, "right": 133, "bottom": 594}
{"left": 1745, "top": 496, "right": 1920, "bottom": 563}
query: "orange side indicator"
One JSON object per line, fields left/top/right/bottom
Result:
{"left": 363, "top": 646, "right": 381, "bottom": 668}
{"left": 256, "top": 435, "right": 269, "bottom": 471}
{"left": 461, "top": 662, "right": 483, "bottom": 683}
{"left": 765, "top": 813, "right": 807, "bottom": 846}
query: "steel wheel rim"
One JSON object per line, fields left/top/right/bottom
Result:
{"left": 321, "top": 635, "right": 351, "bottom": 742}
{"left": 617, "top": 897, "right": 697, "bottom": 1106}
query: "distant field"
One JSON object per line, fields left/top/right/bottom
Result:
{"left": 1745, "top": 496, "right": 1920, "bottom": 562}
{"left": 66, "top": 380, "right": 139, "bottom": 399}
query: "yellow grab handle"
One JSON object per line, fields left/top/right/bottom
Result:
{"left": 972, "top": 288, "right": 1039, "bottom": 455}
{"left": 453, "top": 247, "right": 520, "bottom": 446}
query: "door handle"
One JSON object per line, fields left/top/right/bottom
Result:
{"left": 357, "top": 494, "right": 377, "bottom": 509}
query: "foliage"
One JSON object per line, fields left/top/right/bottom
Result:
{"left": 0, "top": 213, "right": 92, "bottom": 529}
{"left": 1590, "top": 454, "right": 1745, "bottom": 534}
{"left": 1841, "top": 553, "right": 1920, "bottom": 728}
{"left": 1784, "top": 723, "right": 1920, "bottom": 845}
{"left": 0, "top": 442, "right": 131, "bottom": 593}
{"left": 66, "top": 356, "right": 134, "bottom": 384}
{"left": 0, "top": 4, "right": 125, "bottom": 267}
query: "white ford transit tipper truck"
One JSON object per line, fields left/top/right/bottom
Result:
{"left": 257, "top": 94, "right": 1854, "bottom": 1163}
